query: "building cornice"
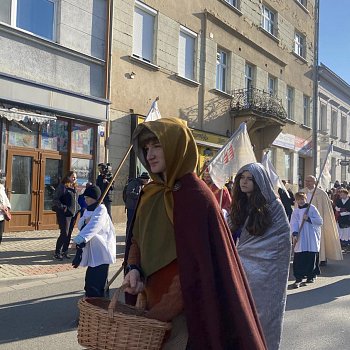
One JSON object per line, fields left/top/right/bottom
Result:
{"left": 318, "top": 63, "right": 350, "bottom": 98}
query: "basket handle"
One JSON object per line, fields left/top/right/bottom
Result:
{"left": 108, "top": 287, "right": 123, "bottom": 319}
{"left": 107, "top": 286, "right": 146, "bottom": 319}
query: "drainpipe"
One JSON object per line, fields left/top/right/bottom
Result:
{"left": 312, "top": 0, "right": 320, "bottom": 175}
{"left": 104, "top": 0, "right": 113, "bottom": 163}
{"left": 198, "top": 11, "right": 208, "bottom": 130}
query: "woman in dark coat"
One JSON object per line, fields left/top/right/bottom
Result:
{"left": 52, "top": 171, "right": 80, "bottom": 260}
{"left": 123, "top": 118, "right": 266, "bottom": 350}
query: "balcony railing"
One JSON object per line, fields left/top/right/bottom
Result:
{"left": 230, "top": 88, "right": 287, "bottom": 121}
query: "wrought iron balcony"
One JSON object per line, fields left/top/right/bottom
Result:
{"left": 230, "top": 88, "right": 287, "bottom": 122}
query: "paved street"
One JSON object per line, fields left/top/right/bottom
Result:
{"left": 1, "top": 224, "right": 350, "bottom": 349}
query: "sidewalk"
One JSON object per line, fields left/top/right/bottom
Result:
{"left": 0, "top": 222, "right": 127, "bottom": 292}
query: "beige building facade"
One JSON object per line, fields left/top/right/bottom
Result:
{"left": 108, "top": 0, "right": 317, "bottom": 220}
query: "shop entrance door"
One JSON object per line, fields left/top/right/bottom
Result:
{"left": 5, "top": 149, "right": 63, "bottom": 232}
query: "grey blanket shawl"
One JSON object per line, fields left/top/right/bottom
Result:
{"left": 237, "top": 163, "right": 291, "bottom": 350}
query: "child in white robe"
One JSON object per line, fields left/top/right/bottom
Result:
{"left": 72, "top": 185, "right": 116, "bottom": 297}
{"left": 291, "top": 192, "right": 323, "bottom": 288}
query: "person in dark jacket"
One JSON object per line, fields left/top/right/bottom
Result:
{"left": 52, "top": 171, "right": 80, "bottom": 260}
{"left": 278, "top": 180, "right": 295, "bottom": 221}
{"left": 124, "top": 172, "right": 150, "bottom": 234}
{"left": 96, "top": 163, "right": 114, "bottom": 220}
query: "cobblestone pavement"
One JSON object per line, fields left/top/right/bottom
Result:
{"left": 0, "top": 223, "right": 127, "bottom": 280}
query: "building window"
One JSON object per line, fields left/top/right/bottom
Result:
{"left": 216, "top": 49, "right": 228, "bottom": 92}
{"left": 0, "top": 0, "right": 57, "bottom": 41}
{"left": 71, "top": 158, "right": 94, "bottom": 187}
{"left": 133, "top": 0, "right": 157, "bottom": 63}
{"left": 178, "top": 27, "right": 196, "bottom": 80}
{"left": 224, "top": 0, "right": 238, "bottom": 8}
{"left": 320, "top": 103, "right": 327, "bottom": 131}
{"left": 286, "top": 86, "right": 294, "bottom": 120}
{"left": 284, "top": 152, "right": 292, "bottom": 181}
{"left": 0, "top": 0, "right": 11, "bottom": 23}
{"left": 72, "top": 123, "right": 94, "bottom": 155}
{"left": 341, "top": 115, "right": 347, "bottom": 141}
{"left": 8, "top": 120, "right": 39, "bottom": 148}
{"left": 294, "top": 32, "right": 306, "bottom": 58}
{"left": 341, "top": 162, "right": 346, "bottom": 182}
{"left": 262, "top": 5, "right": 276, "bottom": 36}
{"left": 331, "top": 110, "right": 338, "bottom": 137}
{"left": 303, "top": 95, "right": 310, "bottom": 126}
{"left": 331, "top": 157, "right": 336, "bottom": 183}
{"left": 245, "top": 64, "right": 254, "bottom": 90}
{"left": 268, "top": 75, "right": 276, "bottom": 96}
{"left": 41, "top": 120, "right": 68, "bottom": 152}
{"left": 296, "top": 0, "right": 307, "bottom": 7}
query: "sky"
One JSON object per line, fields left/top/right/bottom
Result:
{"left": 319, "top": 0, "right": 350, "bottom": 85}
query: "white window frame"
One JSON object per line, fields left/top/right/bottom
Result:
{"left": 268, "top": 75, "right": 276, "bottom": 96}
{"left": 245, "top": 63, "right": 254, "bottom": 91}
{"left": 303, "top": 95, "right": 310, "bottom": 126}
{"left": 216, "top": 48, "right": 228, "bottom": 92}
{"left": 178, "top": 26, "right": 197, "bottom": 81}
{"left": 133, "top": 0, "right": 157, "bottom": 63}
{"left": 294, "top": 31, "right": 306, "bottom": 58}
{"left": 262, "top": 5, "right": 276, "bottom": 36}
{"left": 331, "top": 109, "right": 338, "bottom": 137}
{"left": 224, "top": 0, "right": 238, "bottom": 8}
{"left": 286, "top": 86, "right": 294, "bottom": 120}
{"left": 1, "top": 0, "right": 58, "bottom": 41}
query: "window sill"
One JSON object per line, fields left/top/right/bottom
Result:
{"left": 301, "top": 123, "right": 311, "bottom": 130}
{"left": 292, "top": 51, "right": 308, "bottom": 64}
{"left": 340, "top": 139, "right": 347, "bottom": 143}
{"left": 286, "top": 118, "right": 297, "bottom": 124}
{"left": 0, "top": 22, "right": 104, "bottom": 65}
{"left": 175, "top": 74, "right": 200, "bottom": 87}
{"left": 219, "top": 0, "right": 243, "bottom": 16}
{"left": 211, "top": 88, "right": 232, "bottom": 98}
{"left": 318, "top": 129, "right": 329, "bottom": 135}
{"left": 329, "top": 135, "right": 339, "bottom": 140}
{"left": 294, "top": 0, "right": 309, "bottom": 14}
{"left": 259, "top": 27, "right": 280, "bottom": 43}
{"left": 129, "top": 55, "right": 160, "bottom": 71}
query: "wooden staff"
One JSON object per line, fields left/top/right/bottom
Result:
{"left": 295, "top": 141, "right": 333, "bottom": 243}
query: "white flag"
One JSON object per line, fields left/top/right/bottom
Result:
{"left": 261, "top": 152, "right": 289, "bottom": 197}
{"left": 208, "top": 123, "right": 256, "bottom": 189}
{"left": 145, "top": 98, "right": 161, "bottom": 122}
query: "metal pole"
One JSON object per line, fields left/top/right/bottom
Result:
{"left": 312, "top": 0, "right": 320, "bottom": 176}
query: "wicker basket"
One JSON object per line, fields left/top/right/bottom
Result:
{"left": 77, "top": 289, "right": 171, "bottom": 349}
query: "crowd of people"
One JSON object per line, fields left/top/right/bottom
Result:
{"left": 43, "top": 116, "right": 347, "bottom": 349}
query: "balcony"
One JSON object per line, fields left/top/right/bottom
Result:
{"left": 230, "top": 88, "right": 287, "bottom": 122}
{"left": 230, "top": 88, "right": 287, "bottom": 160}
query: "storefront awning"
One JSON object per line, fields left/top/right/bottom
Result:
{"left": 0, "top": 108, "right": 56, "bottom": 124}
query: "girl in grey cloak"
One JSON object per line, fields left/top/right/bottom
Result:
{"left": 230, "top": 163, "right": 291, "bottom": 350}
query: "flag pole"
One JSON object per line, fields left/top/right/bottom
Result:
{"left": 295, "top": 141, "right": 333, "bottom": 242}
